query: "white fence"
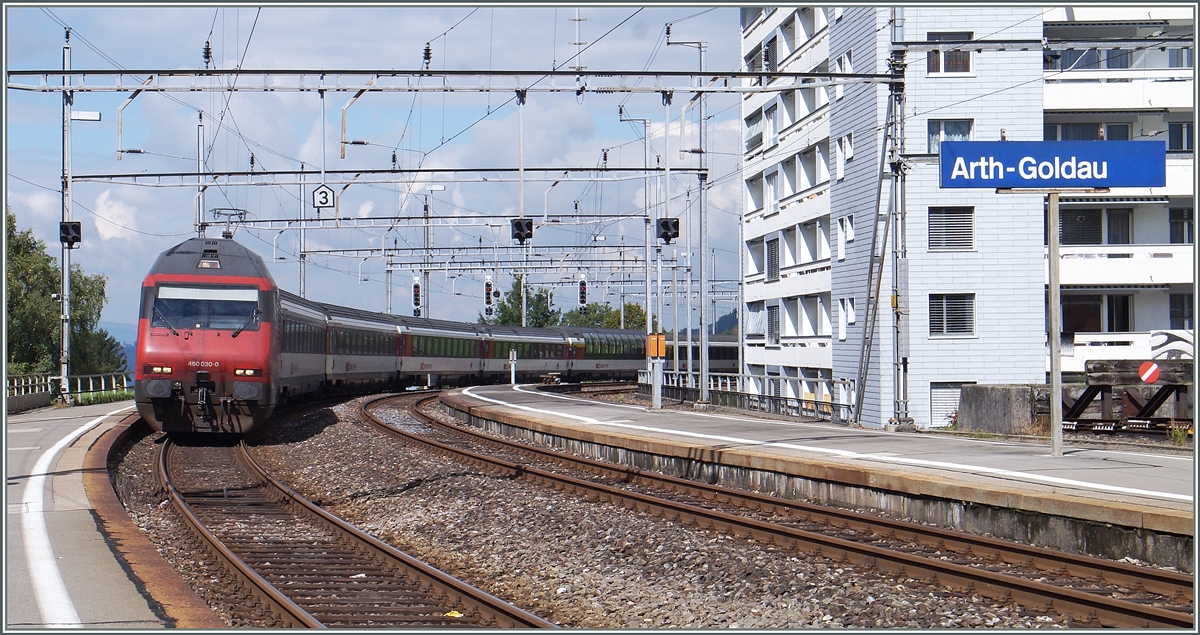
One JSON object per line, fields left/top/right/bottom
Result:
{"left": 6, "top": 373, "right": 133, "bottom": 414}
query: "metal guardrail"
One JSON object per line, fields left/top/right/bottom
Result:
{"left": 7, "top": 373, "right": 133, "bottom": 398}
{"left": 640, "top": 382, "right": 852, "bottom": 424}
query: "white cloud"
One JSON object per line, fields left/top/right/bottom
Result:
{"left": 355, "top": 201, "right": 375, "bottom": 218}
{"left": 91, "top": 189, "right": 139, "bottom": 241}
{"left": 7, "top": 189, "right": 60, "bottom": 220}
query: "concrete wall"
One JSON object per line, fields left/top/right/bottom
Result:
{"left": 6, "top": 392, "right": 54, "bottom": 414}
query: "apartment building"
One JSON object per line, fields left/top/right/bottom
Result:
{"left": 740, "top": 6, "right": 1194, "bottom": 428}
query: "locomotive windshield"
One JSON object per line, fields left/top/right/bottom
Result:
{"left": 152, "top": 286, "right": 261, "bottom": 331}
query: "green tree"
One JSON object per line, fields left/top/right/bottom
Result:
{"left": 478, "top": 274, "right": 561, "bottom": 328}
{"left": 560, "top": 301, "right": 652, "bottom": 331}
{"left": 560, "top": 302, "right": 616, "bottom": 327}
{"left": 7, "top": 210, "right": 59, "bottom": 374}
{"left": 5, "top": 210, "right": 126, "bottom": 376}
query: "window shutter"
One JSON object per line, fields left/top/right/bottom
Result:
{"left": 1060, "top": 209, "right": 1102, "bottom": 245}
{"left": 766, "top": 238, "right": 780, "bottom": 281}
{"left": 930, "top": 382, "right": 971, "bottom": 428}
{"left": 930, "top": 294, "right": 974, "bottom": 335}
{"left": 928, "top": 207, "right": 974, "bottom": 250}
{"left": 767, "top": 305, "right": 780, "bottom": 344}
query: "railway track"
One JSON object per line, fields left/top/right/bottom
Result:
{"left": 362, "top": 394, "right": 1193, "bottom": 629}
{"left": 158, "top": 434, "right": 556, "bottom": 628}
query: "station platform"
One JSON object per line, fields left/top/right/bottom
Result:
{"left": 443, "top": 384, "right": 1195, "bottom": 570}
{"left": 5, "top": 401, "right": 224, "bottom": 629}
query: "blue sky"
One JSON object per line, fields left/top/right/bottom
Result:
{"left": 5, "top": 6, "right": 746, "bottom": 336}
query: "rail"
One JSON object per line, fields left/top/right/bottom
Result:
{"left": 382, "top": 395, "right": 1193, "bottom": 629}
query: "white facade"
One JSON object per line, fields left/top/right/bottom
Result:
{"left": 740, "top": 6, "right": 1194, "bottom": 428}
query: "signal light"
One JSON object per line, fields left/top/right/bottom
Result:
{"left": 485, "top": 277, "right": 493, "bottom": 306}
{"left": 413, "top": 278, "right": 422, "bottom": 317}
{"left": 656, "top": 217, "right": 679, "bottom": 244}
{"left": 578, "top": 277, "right": 587, "bottom": 306}
{"left": 60, "top": 221, "right": 82, "bottom": 248}
{"left": 511, "top": 218, "right": 534, "bottom": 243}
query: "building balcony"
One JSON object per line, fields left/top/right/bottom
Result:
{"left": 1051, "top": 330, "right": 1194, "bottom": 374}
{"left": 746, "top": 261, "right": 831, "bottom": 303}
{"left": 745, "top": 335, "right": 832, "bottom": 368}
{"left": 1046, "top": 244, "right": 1194, "bottom": 286}
{"left": 1044, "top": 69, "right": 1194, "bottom": 111}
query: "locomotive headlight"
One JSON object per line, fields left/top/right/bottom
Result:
{"left": 233, "top": 382, "right": 261, "bottom": 400}
{"left": 234, "top": 368, "right": 261, "bottom": 376}
{"left": 147, "top": 365, "right": 173, "bottom": 374}
{"left": 144, "top": 379, "right": 172, "bottom": 398}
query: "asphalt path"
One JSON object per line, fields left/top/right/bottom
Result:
{"left": 6, "top": 401, "right": 165, "bottom": 629}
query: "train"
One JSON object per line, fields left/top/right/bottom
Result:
{"left": 134, "top": 237, "right": 649, "bottom": 434}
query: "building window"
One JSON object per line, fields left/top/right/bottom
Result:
{"left": 841, "top": 297, "right": 856, "bottom": 324}
{"left": 837, "top": 298, "right": 847, "bottom": 341}
{"left": 1170, "top": 208, "right": 1193, "bottom": 244}
{"left": 1059, "top": 209, "right": 1102, "bottom": 245}
{"left": 765, "top": 172, "right": 778, "bottom": 214}
{"left": 835, "top": 52, "right": 852, "bottom": 99}
{"left": 1107, "top": 295, "right": 1132, "bottom": 332}
{"left": 1169, "top": 122, "right": 1193, "bottom": 151}
{"left": 1062, "top": 295, "right": 1102, "bottom": 334}
{"left": 1105, "top": 48, "right": 1132, "bottom": 69}
{"left": 766, "top": 238, "right": 780, "bottom": 282}
{"left": 1060, "top": 48, "right": 1101, "bottom": 70}
{"left": 930, "top": 293, "right": 974, "bottom": 336}
{"left": 1105, "top": 123, "right": 1130, "bottom": 140}
{"left": 745, "top": 111, "right": 764, "bottom": 152}
{"left": 927, "top": 32, "right": 972, "bottom": 74}
{"left": 836, "top": 216, "right": 849, "bottom": 261}
{"left": 765, "top": 105, "right": 778, "bottom": 147}
{"left": 1107, "top": 209, "right": 1131, "bottom": 245}
{"left": 835, "top": 134, "right": 853, "bottom": 180}
{"left": 1169, "top": 47, "right": 1194, "bottom": 68}
{"left": 1170, "top": 294, "right": 1194, "bottom": 330}
{"left": 764, "top": 38, "right": 778, "bottom": 73}
{"left": 928, "top": 119, "right": 971, "bottom": 153}
{"left": 928, "top": 207, "right": 974, "bottom": 250}
{"left": 767, "top": 304, "right": 780, "bottom": 345}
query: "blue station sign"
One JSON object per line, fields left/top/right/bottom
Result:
{"left": 939, "top": 141, "right": 1166, "bottom": 189}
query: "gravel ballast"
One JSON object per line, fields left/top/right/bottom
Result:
{"left": 242, "top": 397, "right": 1070, "bottom": 628}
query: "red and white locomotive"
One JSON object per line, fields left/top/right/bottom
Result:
{"left": 135, "top": 237, "right": 646, "bottom": 434}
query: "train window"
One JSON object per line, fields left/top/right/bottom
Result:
{"left": 154, "top": 285, "right": 260, "bottom": 331}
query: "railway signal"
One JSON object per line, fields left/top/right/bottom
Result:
{"left": 656, "top": 217, "right": 679, "bottom": 244}
{"left": 578, "top": 276, "right": 587, "bottom": 309}
{"left": 412, "top": 278, "right": 421, "bottom": 317}
{"left": 511, "top": 218, "right": 534, "bottom": 244}
{"left": 59, "top": 221, "right": 81, "bottom": 248}
{"left": 485, "top": 277, "right": 493, "bottom": 306}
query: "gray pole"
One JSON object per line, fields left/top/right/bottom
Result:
{"left": 518, "top": 90, "right": 527, "bottom": 327}
{"left": 386, "top": 265, "right": 392, "bottom": 313}
{"left": 672, "top": 252, "right": 679, "bottom": 377}
{"left": 58, "top": 30, "right": 72, "bottom": 404}
{"left": 685, "top": 189, "right": 693, "bottom": 387}
{"left": 698, "top": 43, "right": 710, "bottom": 403}
{"left": 1048, "top": 192, "right": 1063, "bottom": 457}
{"left": 197, "top": 113, "right": 204, "bottom": 236}
{"left": 643, "top": 118, "right": 652, "bottom": 345}
{"left": 424, "top": 194, "right": 431, "bottom": 318}
{"left": 299, "top": 162, "right": 306, "bottom": 297}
